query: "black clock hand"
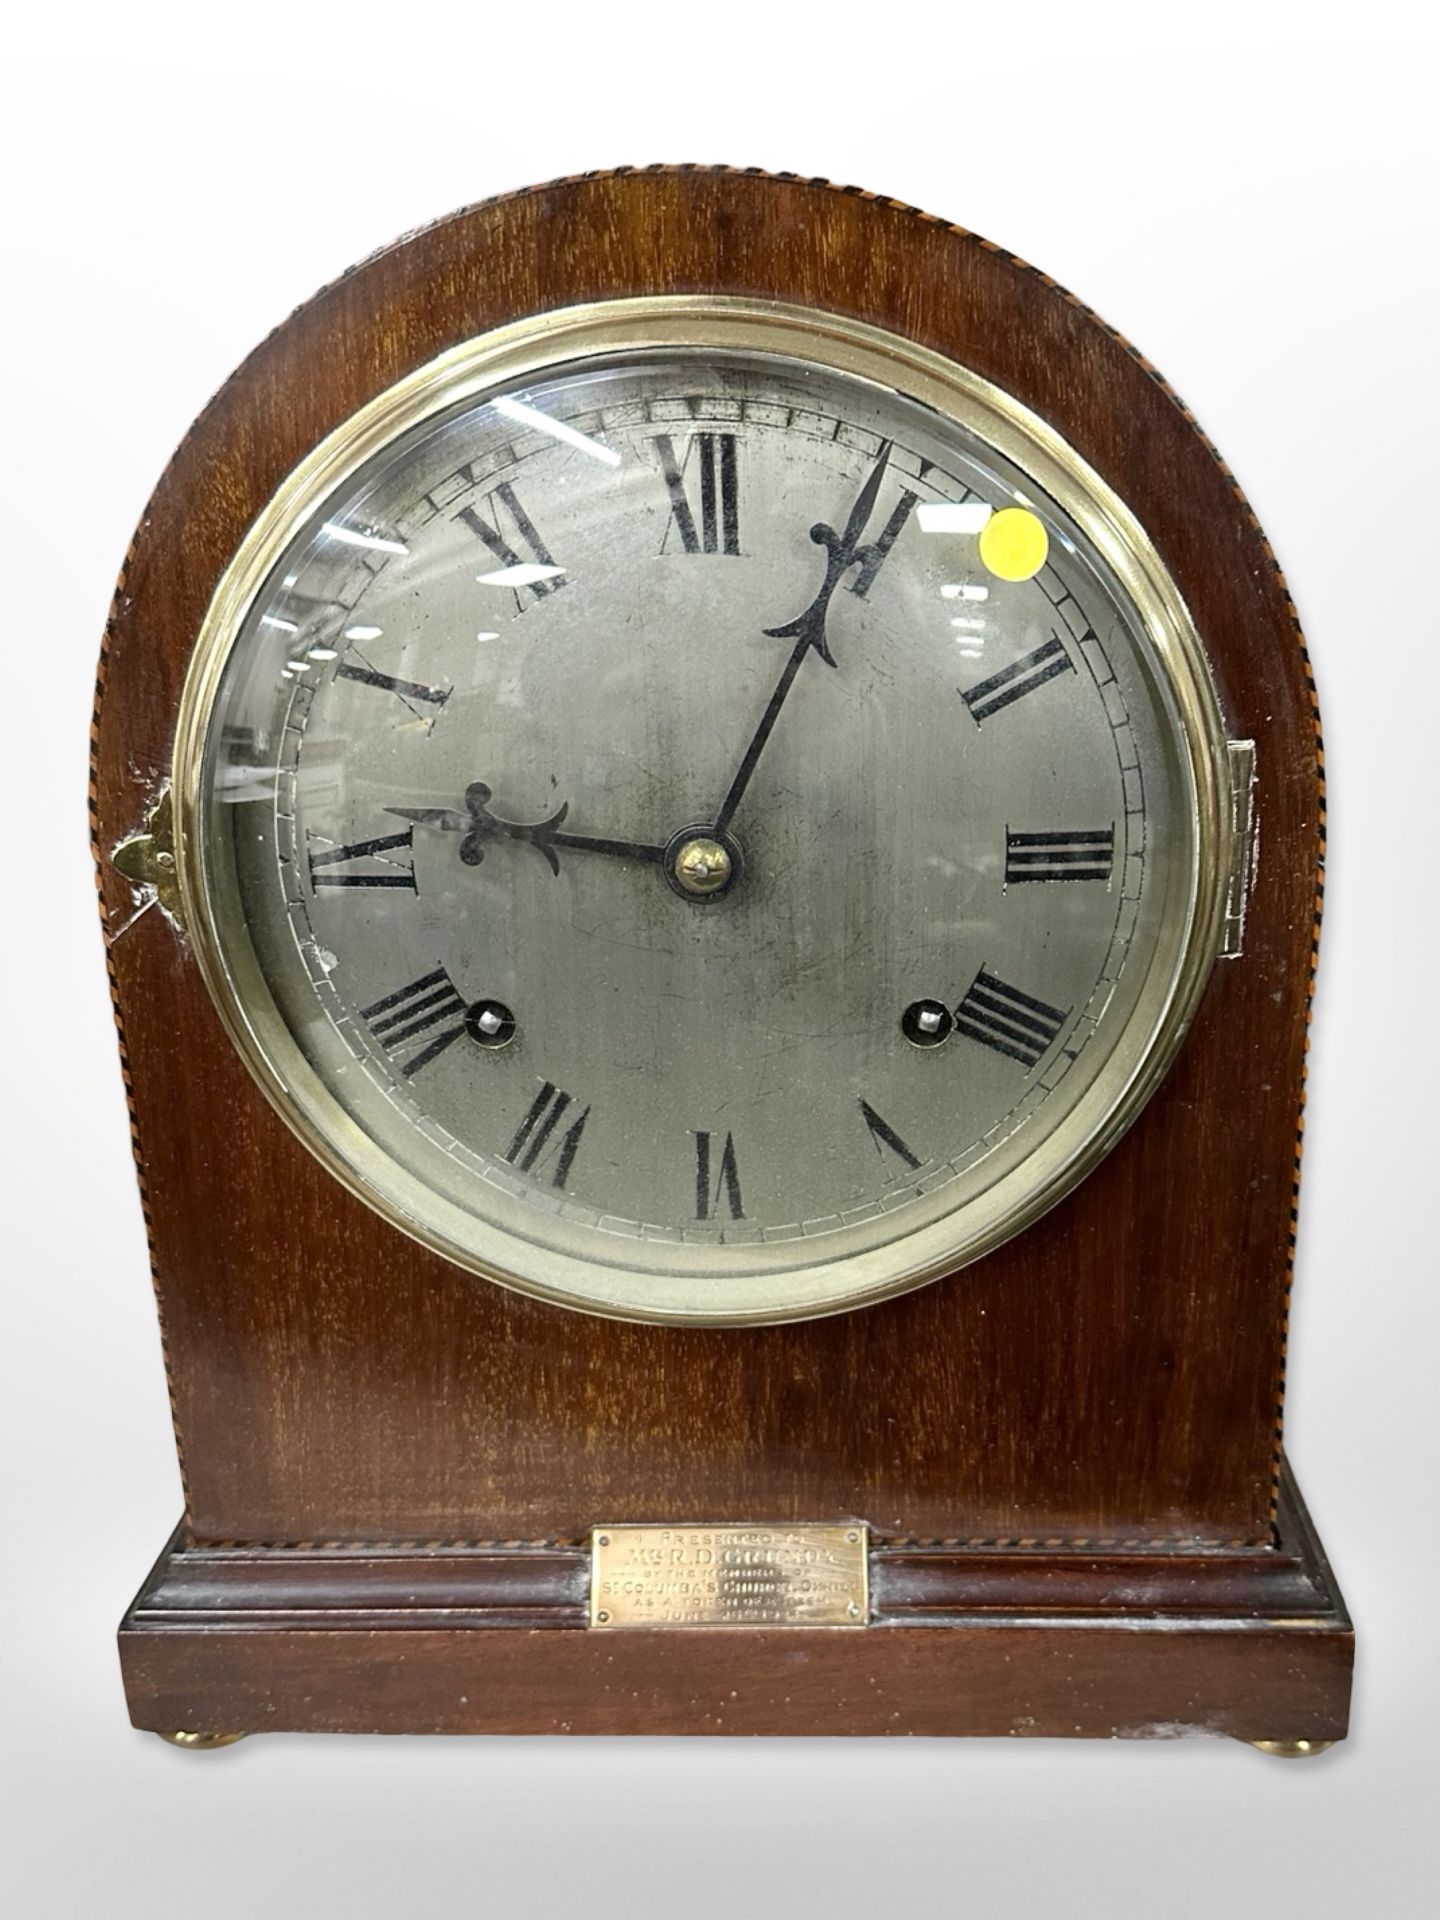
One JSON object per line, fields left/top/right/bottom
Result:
{"left": 713, "top": 440, "right": 893, "bottom": 836}
{"left": 387, "top": 782, "right": 666, "bottom": 875}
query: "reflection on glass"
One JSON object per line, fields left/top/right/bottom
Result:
{"left": 493, "top": 395, "right": 622, "bottom": 466}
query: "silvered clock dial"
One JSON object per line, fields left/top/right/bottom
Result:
{"left": 175, "top": 301, "right": 1229, "bottom": 1323}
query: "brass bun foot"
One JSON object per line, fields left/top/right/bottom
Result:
{"left": 156, "top": 1729, "right": 248, "bottom": 1750}
{"left": 1247, "top": 1738, "right": 1335, "bottom": 1758}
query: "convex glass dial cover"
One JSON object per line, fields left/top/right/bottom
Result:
{"left": 176, "top": 302, "right": 1229, "bottom": 1323}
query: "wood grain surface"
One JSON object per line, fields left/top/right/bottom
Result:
{"left": 121, "top": 1622, "right": 1352, "bottom": 1743}
{"left": 119, "top": 1466, "right": 1350, "bottom": 1740}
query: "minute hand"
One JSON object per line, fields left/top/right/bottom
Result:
{"left": 713, "top": 440, "right": 892, "bottom": 837}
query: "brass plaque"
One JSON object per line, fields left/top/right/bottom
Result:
{"left": 589, "top": 1524, "right": 868, "bottom": 1629}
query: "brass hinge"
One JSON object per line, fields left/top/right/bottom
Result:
{"left": 1221, "top": 741, "right": 1258, "bottom": 959}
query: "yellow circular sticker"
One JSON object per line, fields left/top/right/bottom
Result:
{"left": 978, "top": 506, "right": 1049, "bottom": 583}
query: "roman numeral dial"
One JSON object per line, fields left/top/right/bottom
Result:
{"left": 847, "top": 488, "right": 917, "bottom": 598}
{"left": 694, "top": 1131, "right": 744, "bottom": 1220}
{"left": 307, "top": 829, "right": 416, "bottom": 891}
{"left": 961, "top": 634, "right": 1073, "bottom": 723}
{"left": 456, "top": 482, "right": 565, "bottom": 607}
{"left": 1005, "top": 827, "right": 1116, "bottom": 884}
{"left": 359, "top": 968, "right": 468, "bottom": 1077}
{"left": 858, "top": 1100, "right": 921, "bottom": 1172}
{"left": 334, "top": 661, "right": 450, "bottom": 712}
{"left": 953, "top": 970, "right": 1070, "bottom": 1070}
{"left": 504, "top": 1083, "right": 590, "bottom": 1189}
{"left": 656, "top": 432, "right": 740, "bottom": 554}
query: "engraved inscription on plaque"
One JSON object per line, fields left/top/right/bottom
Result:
{"left": 589, "top": 1524, "right": 869, "bottom": 1629}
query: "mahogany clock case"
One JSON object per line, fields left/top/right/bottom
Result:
{"left": 92, "top": 167, "right": 1349, "bottom": 1744}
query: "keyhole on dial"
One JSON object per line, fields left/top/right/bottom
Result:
{"left": 901, "top": 1000, "right": 954, "bottom": 1049}
{"left": 465, "top": 1000, "right": 517, "bottom": 1050}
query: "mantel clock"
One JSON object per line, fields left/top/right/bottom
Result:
{"left": 94, "top": 168, "right": 1350, "bottom": 1750}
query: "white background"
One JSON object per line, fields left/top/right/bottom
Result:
{"left": 5, "top": 3, "right": 1437, "bottom": 1913}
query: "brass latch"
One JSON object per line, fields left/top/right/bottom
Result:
{"left": 112, "top": 786, "right": 184, "bottom": 928}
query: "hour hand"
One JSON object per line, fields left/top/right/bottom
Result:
{"left": 386, "top": 781, "right": 567, "bottom": 872}
{"left": 387, "top": 781, "right": 664, "bottom": 874}
{"left": 384, "top": 805, "right": 468, "bottom": 831}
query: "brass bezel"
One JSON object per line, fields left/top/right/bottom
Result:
{"left": 172, "top": 297, "right": 1232, "bottom": 1326}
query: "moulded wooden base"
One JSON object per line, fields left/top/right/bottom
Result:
{"left": 119, "top": 1461, "right": 1351, "bottom": 1744}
